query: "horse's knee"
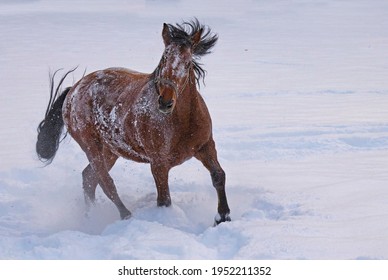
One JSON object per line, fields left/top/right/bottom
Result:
{"left": 211, "top": 169, "right": 225, "bottom": 190}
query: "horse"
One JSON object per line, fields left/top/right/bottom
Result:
{"left": 36, "top": 19, "right": 231, "bottom": 225}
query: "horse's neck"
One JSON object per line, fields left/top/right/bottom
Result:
{"left": 183, "top": 71, "right": 199, "bottom": 103}
{"left": 176, "top": 79, "right": 204, "bottom": 121}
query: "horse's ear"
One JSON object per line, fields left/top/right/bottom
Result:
{"left": 191, "top": 28, "right": 203, "bottom": 48}
{"left": 162, "top": 23, "right": 171, "bottom": 46}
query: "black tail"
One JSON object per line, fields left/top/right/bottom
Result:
{"left": 36, "top": 68, "right": 76, "bottom": 164}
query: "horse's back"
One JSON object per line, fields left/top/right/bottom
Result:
{"left": 62, "top": 67, "right": 151, "bottom": 161}
{"left": 64, "top": 67, "right": 147, "bottom": 123}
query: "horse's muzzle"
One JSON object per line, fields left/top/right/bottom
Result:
{"left": 158, "top": 96, "right": 175, "bottom": 114}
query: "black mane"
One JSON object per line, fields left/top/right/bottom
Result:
{"left": 165, "top": 18, "right": 218, "bottom": 86}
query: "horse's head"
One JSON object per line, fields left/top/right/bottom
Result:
{"left": 154, "top": 19, "right": 218, "bottom": 114}
{"left": 154, "top": 24, "right": 201, "bottom": 114}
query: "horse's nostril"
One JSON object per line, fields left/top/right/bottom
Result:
{"left": 158, "top": 96, "right": 174, "bottom": 109}
{"left": 166, "top": 101, "right": 174, "bottom": 108}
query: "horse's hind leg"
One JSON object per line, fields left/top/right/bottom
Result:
{"left": 195, "top": 138, "right": 231, "bottom": 225}
{"left": 82, "top": 149, "right": 118, "bottom": 205}
{"left": 82, "top": 164, "right": 98, "bottom": 205}
{"left": 83, "top": 145, "right": 131, "bottom": 220}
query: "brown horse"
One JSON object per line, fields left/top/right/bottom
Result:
{"left": 36, "top": 19, "right": 231, "bottom": 225}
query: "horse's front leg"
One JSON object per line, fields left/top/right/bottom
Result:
{"left": 195, "top": 139, "right": 231, "bottom": 225}
{"left": 150, "top": 163, "right": 172, "bottom": 207}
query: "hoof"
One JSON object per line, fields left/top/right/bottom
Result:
{"left": 214, "top": 213, "right": 231, "bottom": 226}
{"left": 122, "top": 214, "right": 132, "bottom": 220}
{"left": 157, "top": 198, "right": 172, "bottom": 207}
{"left": 120, "top": 210, "right": 132, "bottom": 220}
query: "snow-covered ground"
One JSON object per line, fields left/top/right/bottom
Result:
{"left": 1, "top": 0, "right": 388, "bottom": 259}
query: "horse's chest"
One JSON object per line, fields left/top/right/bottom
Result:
{"left": 132, "top": 107, "right": 202, "bottom": 163}
{"left": 133, "top": 108, "right": 175, "bottom": 153}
